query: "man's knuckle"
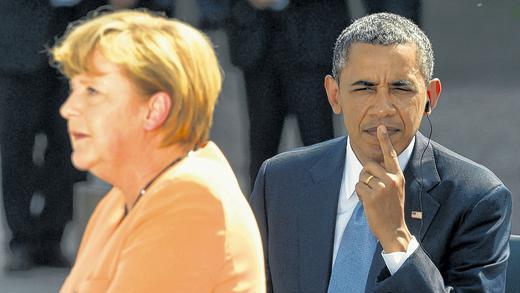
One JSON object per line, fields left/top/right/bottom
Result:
{"left": 387, "top": 180, "right": 398, "bottom": 189}
{"left": 389, "top": 150, "right": 398, "bottom": 158}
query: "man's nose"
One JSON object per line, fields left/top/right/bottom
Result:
{"left": 371, "top": 89, "right": 397, "bottom": 117}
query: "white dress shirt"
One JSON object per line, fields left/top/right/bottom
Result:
{"left": 332, "top": 137, "right": 419, "bottom": 275}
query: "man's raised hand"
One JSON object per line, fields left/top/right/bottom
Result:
{"left": 355, "top": 125, "right": 412, "bottom": 253}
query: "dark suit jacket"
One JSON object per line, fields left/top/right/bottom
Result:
{"left": 226, "top": 0, "right": 349, "bottom": 71}
{"left": 250, "top": 133, "right": 511, "bottom": 292}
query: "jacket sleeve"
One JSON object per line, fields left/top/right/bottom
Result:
{"left": 373, "top": 184, "right": 512, "bottom": 293}
{"left": 250, "top": 160, "right": 274, "bottom": 293}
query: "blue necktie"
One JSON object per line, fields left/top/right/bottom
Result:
{"left": 328, "top": 200, "right": 378, "bottom": 293}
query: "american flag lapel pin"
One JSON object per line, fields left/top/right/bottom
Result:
{"left": 411, "top": 211, "right": 423, "bottom": 219}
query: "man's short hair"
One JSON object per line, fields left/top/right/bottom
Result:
{"left": 332, "top": 13, "right": 434, "bottom": 82}
{"left": 51, "top": 9, "right": 222, "bottom": 149}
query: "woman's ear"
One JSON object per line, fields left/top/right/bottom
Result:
{"left": 144, "top": 92, "right": 172, "bottom": 131}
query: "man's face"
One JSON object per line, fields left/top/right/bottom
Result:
{"left": 325, "top": 43, "right": 441, "bottom": 165}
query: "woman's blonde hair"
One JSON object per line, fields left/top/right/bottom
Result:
{"left": 51, "top": 9, "right": 222, "bottom": 148}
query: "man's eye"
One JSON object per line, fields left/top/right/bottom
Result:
{"left": 393, "top": 87, "right": 412, "bottom": 92}
{"left": 353, "top": 87, "right": 372, "bottom": 92}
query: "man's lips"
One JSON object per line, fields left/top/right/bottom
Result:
{"left": 364, "top": 126, "right": 400, "bottom": 136}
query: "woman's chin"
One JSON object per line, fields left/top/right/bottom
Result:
{"left": 71, "top": 154, "right": 93, "bottom": 172}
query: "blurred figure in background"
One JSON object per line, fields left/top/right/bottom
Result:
{"left": 226, "top": 0, "right": 350, "bottom": 185}
{"left": 197, "top": 0, "right": 230, "bottom": 30}
{"left": 0, "top": 0, "right": 87, "bottom": 271}
{"left": 362, "top": 0, "right": 422, "bottom": 26}
{"left": 108, "top": 0, "right": 175, "bottom": 16}
{"left": 53, "top": 9, "right": 265, "bottom": 292}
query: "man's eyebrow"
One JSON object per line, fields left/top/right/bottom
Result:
{"left": 391, "top": 80, "right": 414, "bottom": 87}
{"left": 351, "top": 80, "right": 376, "bottom": 87}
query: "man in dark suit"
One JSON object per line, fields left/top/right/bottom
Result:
{"left": 226, "top": 0, "right": 350, "bottom": 185}
{"left": 250, "top": 13, "right": 511, "bottom": 292}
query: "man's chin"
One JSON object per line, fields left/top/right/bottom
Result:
{"left": 355, "top": 149, "right": 384, "bottom": 166}
{"left": 365, "top": 153, "right": 385, "bottom": 165}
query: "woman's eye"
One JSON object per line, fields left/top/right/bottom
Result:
{"left": 86, "top": 87, "right": 98, "bottom": 95}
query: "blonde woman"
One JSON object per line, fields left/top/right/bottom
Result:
{"left": 52, "top": 9, "right": 265, "bottom": 292}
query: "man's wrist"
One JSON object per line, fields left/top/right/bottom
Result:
{"left": 380, "top": 228, "right": 413, "bottom": 253}
{"left": 382, "top": 236, "right": 419, "bottom": 275}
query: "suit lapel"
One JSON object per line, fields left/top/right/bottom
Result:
{"left": 404, "top": 132, "right": 441, "bottom": 241}
{"left": 298, "top": 137, "right": 346, "bottom": 293}
{"left": 366, "top": 133, "right": 441, "bottom": 289}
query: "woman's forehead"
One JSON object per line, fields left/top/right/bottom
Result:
{"left": 87, "top": 49, "right": 122, "bottom": 74}
{"left": 68, "top": 49, "right": 127, "bottom": 82}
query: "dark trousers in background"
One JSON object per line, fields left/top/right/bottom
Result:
{"left": 0, "top": 67, "right": 79, "bottom": 255}
{"left": 244, "top": 63, "right": 334, "bottom": 185}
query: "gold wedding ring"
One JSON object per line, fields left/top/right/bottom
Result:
{"left": 364, "top": 174, "right": 375, "bottom": 185}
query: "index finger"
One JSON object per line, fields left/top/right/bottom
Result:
{"left": 377, "top": 125, "right": 401, "bottom": 174}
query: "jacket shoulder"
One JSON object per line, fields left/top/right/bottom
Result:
{"left": 265, "top": 137, "right": 346, "bottom": 171}
{"left": 431, "top": 141, "right": 509, "bottom": 197}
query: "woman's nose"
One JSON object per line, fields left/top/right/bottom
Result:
{"left": 59, "top": 93, "right": 80, "bottom": 120}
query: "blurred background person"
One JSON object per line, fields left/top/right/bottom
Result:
{"left": 0, "top": 0, "right": 89, "bottom": 271}
{"left": 225, "top": 0, "right": 350, "bottom": 185}
{"left": 52, "top": 9, "right": 265, "bottom": 292}
{"left": 196, "top": 0, "right": 230, "bottom": 29}
{"left": 107, "top": 0, "right": 175, "bottom": 15}
{"left": 361, "top": 0, "right": 422, "bottom": 26}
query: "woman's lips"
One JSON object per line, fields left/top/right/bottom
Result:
{"left": 71, "top": 132, "right": 89, "bottom": 140}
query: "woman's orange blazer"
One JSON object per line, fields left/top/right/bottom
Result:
{"left": 61, "top": 142, "right": 266, "bottom": 292}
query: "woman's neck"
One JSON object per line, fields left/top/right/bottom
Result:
{"left": 111, "top": 144, "right": 189, "bottom": 210}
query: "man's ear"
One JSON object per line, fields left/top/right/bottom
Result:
{"left": 144, "top": 92, "right": 172, "bottom": 131}
{"left": 324, "top": 75, "right": 342, "bottom": 114}
{"left": 425, "top": 78, "right": 442, "bottom": 114}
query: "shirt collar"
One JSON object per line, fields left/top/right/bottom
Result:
{"left": 343, "top": 136, "right": 416, "bottom": 200}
